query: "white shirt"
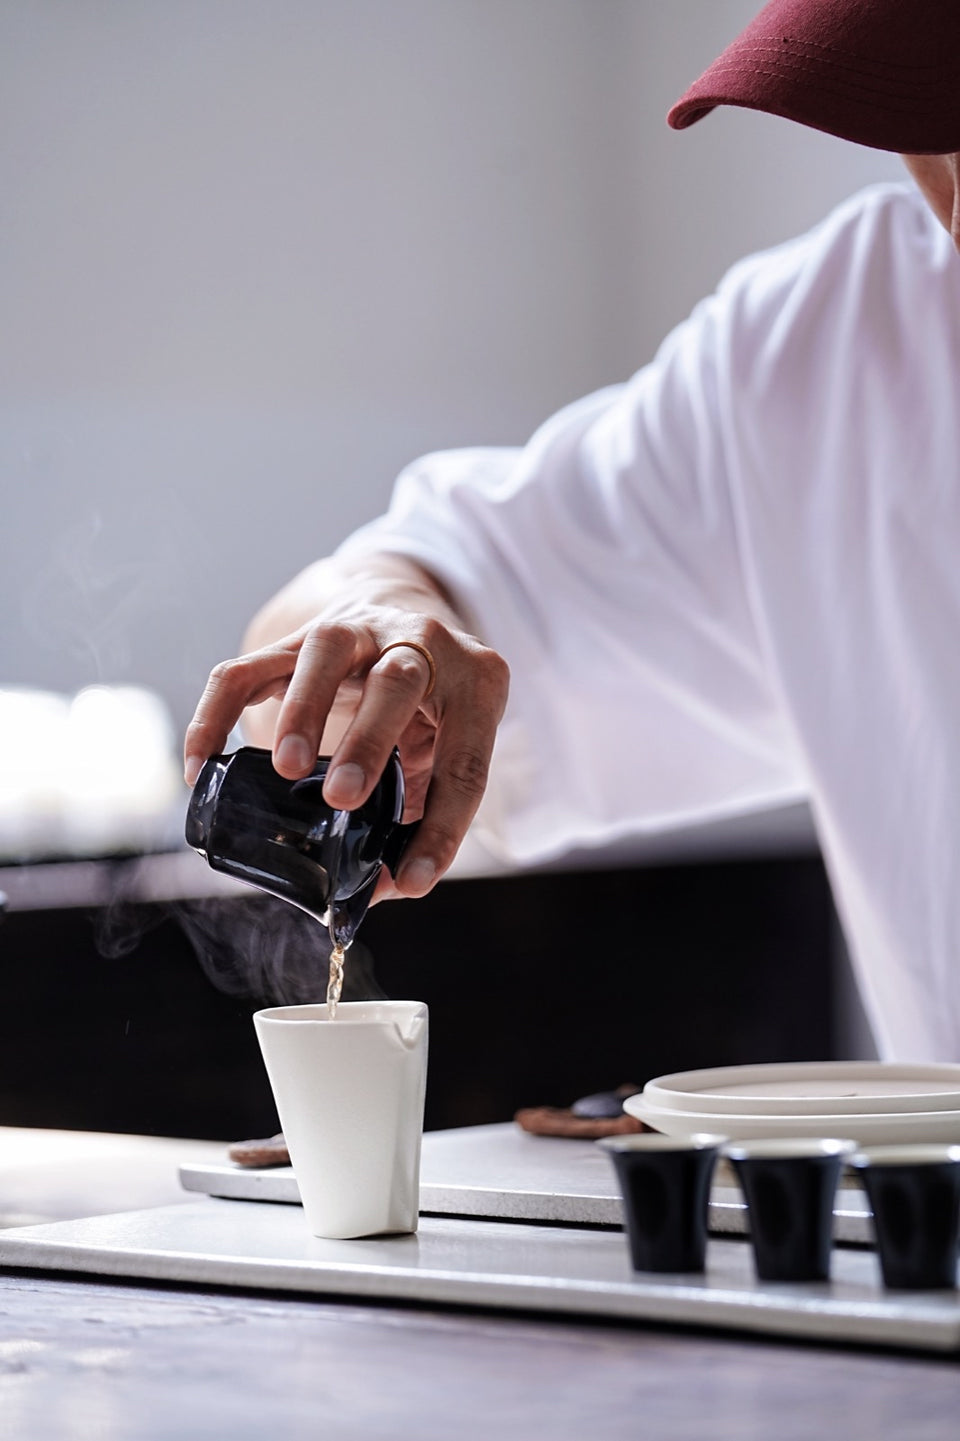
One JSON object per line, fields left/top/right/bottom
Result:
{"left": 338, "top": 183, "right": 960, "bottom": 1062}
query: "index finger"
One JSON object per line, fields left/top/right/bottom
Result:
{"left": 392, "top": 648, "right": 509, "bottom": 895}
{"left": 183, "top": 640, "right": 303, "bottom": 783}
{"left": 269, "top": 621, "right": 375, "bottom": 780}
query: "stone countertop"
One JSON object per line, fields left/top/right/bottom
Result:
{"left": 181, "top": 1120, "right": 876, "bottom": 1242}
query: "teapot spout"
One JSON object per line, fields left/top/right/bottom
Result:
{"left": 329, "top": 867, "right": 381, "bottom": 951}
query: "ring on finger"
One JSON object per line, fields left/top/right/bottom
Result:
{"left": 376, "top": 640, "right": 437, "bottom": 699}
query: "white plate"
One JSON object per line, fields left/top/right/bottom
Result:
{"left": 641, "top": 1062, "right": 960, "bottom": 1117}
{"left": 623, "top": 1096, "right": 960, "bottom": 1146}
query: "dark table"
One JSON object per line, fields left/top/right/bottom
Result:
{"left": 2, "top": 1270, "right": 959, "bottom": 1441}
{"left": 0, "top": 1129, "right": 957, "bottom": 1440}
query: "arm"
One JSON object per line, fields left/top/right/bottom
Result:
{"left": 183, "top": 550, "right": 509, "bottom": 899}
{"left": 186, "top": 237, "right": 808, "bottom": 888}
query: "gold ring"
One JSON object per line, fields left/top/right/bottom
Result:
{"left": 376, "top": 640, "right": 437, "bottom": 699}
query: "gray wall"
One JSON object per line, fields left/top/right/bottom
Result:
{"left": 2, "top": 1, "right": 901, "bottom": 731}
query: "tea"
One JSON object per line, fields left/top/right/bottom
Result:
{"left": 326, "top": 940, "right": 346, "bottom": 1018}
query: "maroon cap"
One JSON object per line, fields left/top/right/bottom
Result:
{"left": 668, "top": 0, "right": 960, "bottom": 154}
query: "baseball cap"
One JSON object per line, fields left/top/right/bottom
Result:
{"left": 668, "top": 0, "right": 960, "bottom": 154}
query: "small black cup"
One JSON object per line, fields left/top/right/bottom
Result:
{"left": 849, "top": 1145, "right": 960, "bottom": 1290}
{"left": 725, "top": 1138, "right": 856, "bottom": 1283}
{"left": 600, "top": 1133, "right": 725, "bottom": 1273}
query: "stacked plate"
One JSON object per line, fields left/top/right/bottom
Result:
{"left": 622, "top": 1062, "right": 960, "bottom": 1145}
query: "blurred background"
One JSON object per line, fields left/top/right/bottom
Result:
{"left": 1, "top": 1, "right": 899, "bottom": 1139}
{"left": 2, "top": 0, "right": 899, "bottom": 726}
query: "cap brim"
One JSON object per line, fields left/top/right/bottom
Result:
{"left": 668, "top": 0, "right": 960, "bottom": 155}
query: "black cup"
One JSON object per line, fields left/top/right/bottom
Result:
{"left": 849, "top": 1145, "right": 960, "bottom": 1290}
{"left": 725, "top": 1138, "right": 856, "bottom": 1283}
{"left": 600, "top": 1133, "right": 725, "bottom": 1273}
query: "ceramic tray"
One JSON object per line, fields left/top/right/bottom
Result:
{"left": 0, "top": 1200, "right": 957, "bottom": 1353}
{"left": 178, "top": 1123, "right": 876, "bottom": 1243}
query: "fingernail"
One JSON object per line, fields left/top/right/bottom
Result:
{"left": 274, "top": 734, "right": 313, "bottom": 773}
{"left": 399, "top": 858, "right": 436, "bottom": 895}
{"left": 184, "top": 755, "right": 203, "bottom": 787}
{"left": 324, "top": 762, "right": 366, "bottom": 806}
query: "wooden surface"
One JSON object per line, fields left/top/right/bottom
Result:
{"left": 1, "top": 1128, "right": 959, "bottom": 1439}
{"left": 1, "top": 1272, "right": 959, "bottom": 1441}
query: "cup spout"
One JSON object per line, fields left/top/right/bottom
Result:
{"left": 393, "top": 1004, "right": 428, "bottom": 1049}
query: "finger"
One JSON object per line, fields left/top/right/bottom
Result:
{"left": 369, "top": 869, "right": 403, "bottom": 906}
{"left": 393, "top": 651, "right": 509, "bottom": 895}
{"left": 271, "top": 622, "right": 370, "bottom": 779}
{"left": 322, "top": 643, "right": 436, "bottom": 809}
{"left": 392, "top": 719, "right": 437, "bottom": 822}
{"left": 183, "top": 643, "right": 302, "bottom": 784}
{"left": 394, "top": 737, "right": 495, "bottom": 896}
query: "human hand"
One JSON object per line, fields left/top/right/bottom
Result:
{"left": 183, "top": 560, "right": 509, "bottom": 899}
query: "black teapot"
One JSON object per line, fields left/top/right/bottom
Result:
{"left": 185, "top": 746, "right": 417, "bottom": 949}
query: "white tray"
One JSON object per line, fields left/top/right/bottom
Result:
{"left": 0, "top": 1200, "right": 957, "bottom": 1353}
{"left": 178, "top": 1123, "right": 875, "bottom": 1243}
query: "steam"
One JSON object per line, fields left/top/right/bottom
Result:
{"left": 20, "top": 513, "right": 189, "bottom": 680}
{"left": 176, "top": 895, "right": 384, "bottom": 1005}
{"left": 94, "top": 889, "right": 384, "bottom": 1007}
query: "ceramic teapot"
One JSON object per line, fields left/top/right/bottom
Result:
{"left": 185, "top": 746, "right": 417, "bottom": 949}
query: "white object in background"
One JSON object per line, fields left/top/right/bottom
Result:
{"left": 0, "top": 688, "right": 71, "bottom": 857}
{"left": 254, "top": 1001, "right": 428, "bottom": 1240}
{"left": 61, "top": 684, "right": 181, "bottom": 854}
{"left": 0, "top": 684, "right": 182, "bottom": 859}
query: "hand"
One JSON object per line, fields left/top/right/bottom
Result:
{"left": 183, "top": 558, "right": 509, "bottom": 899}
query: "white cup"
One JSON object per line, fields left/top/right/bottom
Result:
{"left": 253, "top": 1000, "right": 428, "bottom": 1239}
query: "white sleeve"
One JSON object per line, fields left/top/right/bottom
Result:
{"left": 337, "top": 291, "right": 806, "bottom": 867}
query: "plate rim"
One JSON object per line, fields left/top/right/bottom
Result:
{"left": 641, "top": 1061, "right": 960, "bottom": 1116}
{"left": 623, "top": 1094, "right": 960, "bottom": 1142}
